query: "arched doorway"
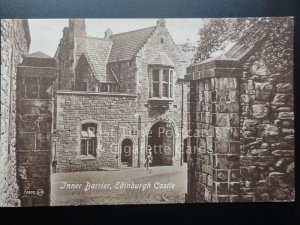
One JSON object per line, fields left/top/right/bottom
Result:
{"left": 148, "top": 121, "right": 174, "bottom": 166}
{"left": 121, "top": 138, "right": 133, "bottom": 167}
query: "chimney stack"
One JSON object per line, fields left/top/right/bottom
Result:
{"left": 157, "top": 19, "right": 166, "bottom": 28}
{"left": 104, "top": 29, "right": 113, "bottom": 39}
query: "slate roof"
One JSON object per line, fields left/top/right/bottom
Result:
{"left": 84, "top": 37, "right": 113, "bottom": 82}
{"left": 148, "top": 52, "right": 175, "bottom": 67}
{"left": 108, "top": 26, "right": 157, "bottom": 62}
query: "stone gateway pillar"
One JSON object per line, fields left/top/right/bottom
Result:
{"left": 185, "top": 56, "right": 241, "bottom": 203}
{"left": 16, "top": 53, "right": 56, "bottom": 206}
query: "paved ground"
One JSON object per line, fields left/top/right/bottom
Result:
{"left": 51, "top": 165, "right": 187, "bottom": 206}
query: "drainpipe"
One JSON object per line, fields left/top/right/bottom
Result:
{"left": 52, "top": 141, "right": 57, "bottom": 173}
{"left": 180, "top": 79, "right": 184, "bottom": 166}
{"left": 138, "top": 115, "right": 142, "bottom": 168}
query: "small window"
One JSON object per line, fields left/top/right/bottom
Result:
{"left": 161, "top": 38, "right": 164, "bottom": 44}
{"left": 81, "top": 123, "right": 97, "bottom": 157}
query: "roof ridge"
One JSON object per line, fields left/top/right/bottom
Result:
{"left": 86, "top": 36, "right": 109, "bottom": 41}
{"left": 28, "top": 51, "right": 52, "bottom": 58}
{"left": 111, "top": 26, "right": 156, "bottom": 37}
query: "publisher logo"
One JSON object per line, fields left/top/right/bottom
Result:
{"left": 36, "top": 189, "right": 44, "bottom": 196}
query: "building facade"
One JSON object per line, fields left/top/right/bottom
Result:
{"left": 53, "top": 19, "right": 190, "bottom": 172}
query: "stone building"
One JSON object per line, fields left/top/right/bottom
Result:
{"left": 53, "top": 19, "right": 190, "bottom": 172}
{"left": 0, "top": 19, "right": 31, "bottom": 206}
{"left": 185, "top": 20, "right": 294, "bottom": 202}
{"left": 1, "top": 18, "right": 294, "bottom": 206}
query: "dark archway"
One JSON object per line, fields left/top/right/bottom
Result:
{"left": 148, "top": 121, "right": 174, "bottom": 166}
{"left": 121, "top": 138, "right": 133, "bottom": 167}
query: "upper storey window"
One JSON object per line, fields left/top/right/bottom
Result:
{"left": 151, "top": 68, "right": 174, "bottom": 99}
{"left": 148, "top": 52, "right": 175, "bottom": 101}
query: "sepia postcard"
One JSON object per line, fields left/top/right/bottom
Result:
{"left": 0, "top": 17, "right": 294, "bottom": 206}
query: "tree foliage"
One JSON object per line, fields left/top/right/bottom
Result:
{"left": 195, "top": 17, "right": 293, "bottom": 74}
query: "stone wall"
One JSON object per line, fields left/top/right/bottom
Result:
{"left": 185, "top": 51, "right": 294, "bottom": 203}
{"left": 0, "top": 19, "right": 30, "bottom": 206}
{"left": 16, "top": 58, "right": 56, "bottom": 206}
{"left": 239, "top": 59, "right": 294, "bottom": 201}
{"left": 185, "top": 59, "right": 241, "bottom": 202}
{"left": 54, "top": 92, "right": 138, "bottom": 172}
{"left": 55, "top": 27, "right": 74, "bottom": 90}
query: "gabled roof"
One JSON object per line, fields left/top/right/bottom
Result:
{"left": 149, "top": 52, "right": 175, "bottom": 67}
{"left": 28, "top": 51, "right": 52, "bottom": 58}
{"left": 108, "top": 26, "right": 157, "bottom": 62}
{"left": 83, "top": 37, "right": 113, "bottom": 82}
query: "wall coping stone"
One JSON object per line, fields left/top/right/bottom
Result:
{"left": 185, "top": 57, "right": 241, "bottom": 81}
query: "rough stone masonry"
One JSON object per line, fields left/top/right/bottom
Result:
{"left": 0, "top": 19, "right": 30, "bottom": 206}
{"left": 16, "top": 54, "right": 56, "bottom": 206}
{"left": 185, "top": 21, "right": 294, "bottom": 202}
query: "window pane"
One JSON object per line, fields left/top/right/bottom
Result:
{"left": 81, "top": 140, "right": 87, "bottom": 155}
{"left": 88, "top": 139, "right": 94, "bottom": 155}
{"left": 170, "top": 84, "right": 173, "bottom": 98}
{"left": 81, "top": 131, "right": 88, "bottom": 138}
{"left": 162, "top": 83, "right": 168, "bottom": 97}
{"left": 170, "top": 70, "right": 173, "bottom": 82}
{"left": 153, "top": 83, "right": 160, "bottom": 97}
{"left": 163, "top": 70, "right": 169, "bottom": 82}
{"left": 153, "top": 69, "right": 160, "bottom": 81}
{"left": 82, "top": 123, "right": 97, "bottom": 157}
{"left": 88, "top": 127, "right": 95, "bottom": 137}
{"left": 82, "top": 123, "right": 97, "bottom": 133}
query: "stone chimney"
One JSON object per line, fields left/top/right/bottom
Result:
{"left": 69, "top": 19, "right": 86, "bottom": 65}
{"left": 104, "top": 29, "right": 113, "bottom": 39}
{"left": 157, "top": 19, "right": 166, "bottom": 28}
{"left": 69, "top": 19, "right": 87, "bottom": 39}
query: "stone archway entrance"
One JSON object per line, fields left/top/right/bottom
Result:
{"left": 148, "top": 121, "right": 174, "bottom": 166}
{"left": 121, "top": 138, "right": 133, "bottom": 167}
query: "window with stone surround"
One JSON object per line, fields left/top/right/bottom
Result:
{"left": 81, "top": 123, "right": 97, "bottom": 157}
{"left": 150, "top": 68, "right": 174, "bottom": 99}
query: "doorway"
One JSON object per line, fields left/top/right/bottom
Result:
{"left": 148, "top": 121, "right": 174, "bottom": 166}
{"left": 121, "top": 138, "right": 133, "bottom": 167}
